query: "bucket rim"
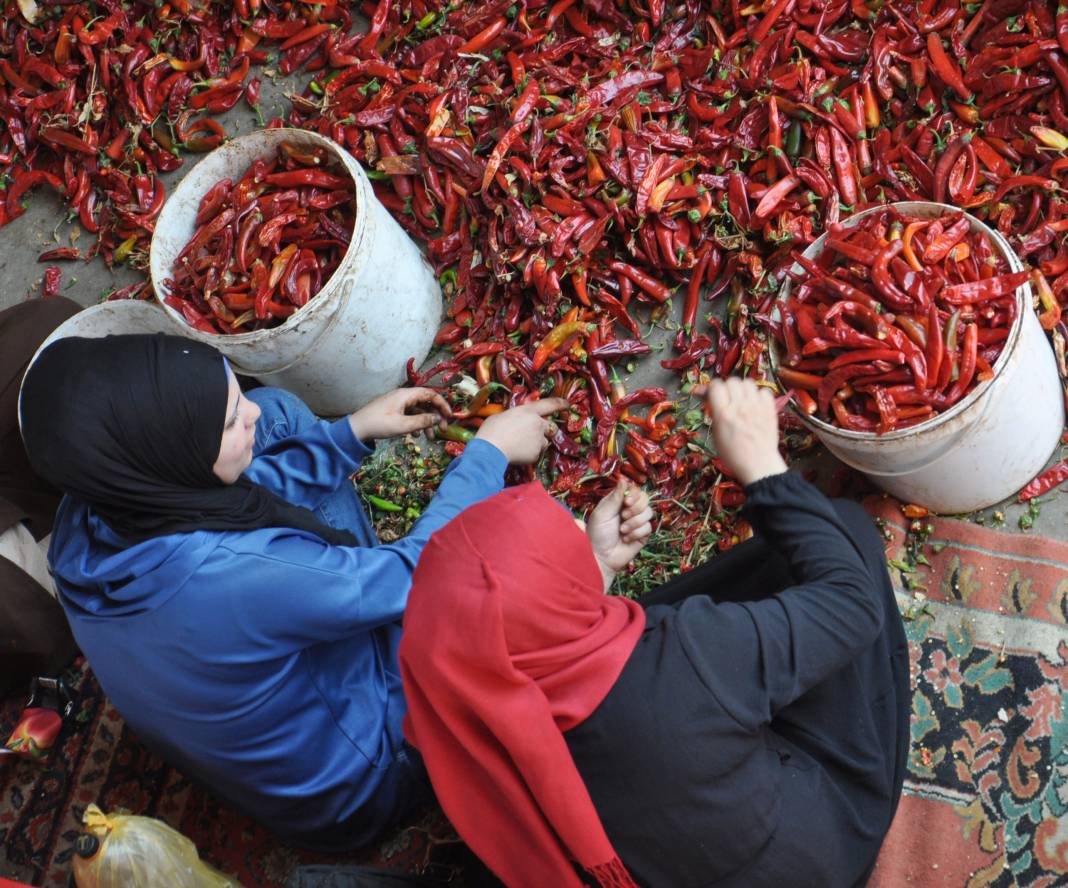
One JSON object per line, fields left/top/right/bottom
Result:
{"left": 16, "top": 300, "right": 177, "bottom": 436}
{"left": 149, "top": 127, "right": 364, "bottom": 344}
{"left": 773, "top": 200, "right": 1028, "bottom": 443}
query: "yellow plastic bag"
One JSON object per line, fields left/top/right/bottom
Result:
{"left": 72, "top": 804, "right": 245, "bottom": 888}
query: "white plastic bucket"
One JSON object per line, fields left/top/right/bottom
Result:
{"left": 777, "top": 201, "right": 1064, "bottom": 513}
{"left": 149, "top": 128, "right": 441, "bottom": 416}
{"left": 17, "top": 300, "right": 182, "bottom": 429}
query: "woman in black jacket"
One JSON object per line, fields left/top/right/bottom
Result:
{"left": 400, "top": 378, "right": 909, "bottom": 888}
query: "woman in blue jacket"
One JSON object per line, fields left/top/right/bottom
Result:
{"left": 19, "top": 332, "right": 564, "bottom": 851}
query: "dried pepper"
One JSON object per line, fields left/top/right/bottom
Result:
{"left": 7, "top": 0, "right": 1068, "bottom": 537}
{"left": 163, "top": 142, "right": 355, "bottom": 333}
{"left": 1019, "top": 459, "right": 1068, "bottom": 502}
{"left": 775, "top": 209, "right": 1015, "bottom": 434}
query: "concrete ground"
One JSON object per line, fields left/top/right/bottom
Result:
{"left": 2, "top": 68, "right": 1066, "bottom": 541}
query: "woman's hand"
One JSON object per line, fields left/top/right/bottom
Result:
{"left": 473, "top": 398, "right": 569, "bottom": 464}
{"left": 349, "top": 387, "right": 452, "bottom": 442}
{"left": 705, "top": 378, "right": 788, "bottom": 487}
{"left": 587, "top": 482, "right": 654, "bottom": 587}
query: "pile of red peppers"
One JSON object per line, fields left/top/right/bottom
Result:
{"left": 164, "top": 142, "right": 357, "bottom": 333}
{"left": 6, "top": 0, "right": 1068, "bottom": 549}
{"left": 776, "top": 208, "right": 1019, "bottom": 433}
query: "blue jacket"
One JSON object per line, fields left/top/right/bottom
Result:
{"left": 50, "top": 417, "right": 507, "bottom": 844}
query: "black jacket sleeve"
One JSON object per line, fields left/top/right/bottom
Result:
{"left": 674, "top": 471, "right": 884, "bottom": 731}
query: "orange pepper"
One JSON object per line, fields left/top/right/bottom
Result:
{"left": 901, "top": 221, "right": 927, "bottom": 272}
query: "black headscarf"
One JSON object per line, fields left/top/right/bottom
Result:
{"left": 0, "top": 296, "right": 82, "bottom": 538}
{"left": 19, "top": 334, "right": 358, "bottom": 547}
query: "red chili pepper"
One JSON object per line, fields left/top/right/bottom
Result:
{"left": 924, "top": 215, "right": 970, "bottom": 264}
{"left": 751, "top": 174, "right": 800, "bottom": 225}
{"left": 927, "top": 32, "right": 973, "bottom": 100}
{"left": 37, "top": 247, "right": 80, "bottom": 262}
{"left": 40, "top": 266, "right": 62, "bottom": 298}
{"left": 38, "top": 126, "right": 96, "bottom": 155}
{"left": 988, "top": 176, "right": 1059, "bottom": 206}
{"left": 940, "top": 272, "right": 1029, "bottom": 304}
{"left": 829, "top": 127, "right": 857, "bottom": 206}
{"left": 7, "top": 170, "right": 65, "bottom": 220}
{"left": 459, "top": 17, "right": 506, "bottom": 55}
{"left": 1019, "top": 459, "right": 1068, "bottom": 501}
{"left": 585, "top": 70, "right": 664, "bottom": 108}
{"left": 942, "top": 322, "right": 978, "bottom": 404}
{"left": 607, "top": 261, "right": 673, "bottom": 302}
{"left": 77, "top": 13, "right": 125, "bottom": 46}
{"left": 682, "top": 246, "right": 712, "bottom": 335}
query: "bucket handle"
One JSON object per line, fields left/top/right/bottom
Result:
{"left": 827, "top": 433, "right": 959, "bottom": 478}
{"left": 226, "top": 293, "right": 347, "bottom": 379}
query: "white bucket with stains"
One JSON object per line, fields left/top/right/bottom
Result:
{"left": 777, "top": 201, "right": 1064, "bottom": 514}
{"left": 17, "top": 300, "right": 180, "bottom": 425}
{"left": 149, "top": 128, "right": 441, "bottom": 416}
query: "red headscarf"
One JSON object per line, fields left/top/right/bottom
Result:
{"left": 400, "top": 482, "right": 645, "bottom": 888}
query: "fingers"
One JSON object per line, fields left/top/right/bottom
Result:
{"left": 706, "top": 379, "right": 729, "bottom": 418}
{"left": 620, "top": 505, "right": 653, "bottom": 537}
{"left": 707, "top": 377, "right": 772, "bottom": 419}
{"left": 407, "top": 388, "right": 453, "bottom": 421}
{"left": 621, "top": 519, "right": 653, "bottom": 545}
{"left": 527, "top": 397, "right": 570, "bottom": 417}
{"left": 620, "top": 489, "right": 650, "bottom": 522}
{"left": 403, "top": 412, "right": 442, "bottom": 434}
{"left": 428, "top": 392, "right": 454, "bottom": 421}
{"left": 594, "top": 481, "right": 626, "bottom": 519}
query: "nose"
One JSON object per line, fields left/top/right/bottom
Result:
{"left": 248, "top": 398, "right": 262, "bottom": 427}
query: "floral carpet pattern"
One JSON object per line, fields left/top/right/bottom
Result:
{"left": 866, "top": 497, "right": 1068, "bottom": 888}
{"left": 2, "top": 498, "right": 1068, "bottom": 887}
{"left": 0, "top": 664, "right": 456, "bottom": 887}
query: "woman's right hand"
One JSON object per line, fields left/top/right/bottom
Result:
{"left": 474, "top": 398, "right": 569, "bottom": 465}
{"left": 706, "top": 378, "right": 788, "bottom": 487}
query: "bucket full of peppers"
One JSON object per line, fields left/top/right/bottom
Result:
{"left": 772, "top": 201, "right": 1064, "bottom": 514}
{"left": 149, "top": 127, "right": 441, "bottom": 417}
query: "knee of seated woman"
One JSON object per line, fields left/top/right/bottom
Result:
{"left": 829, "top": 499, "right": 890, "bottom": 571}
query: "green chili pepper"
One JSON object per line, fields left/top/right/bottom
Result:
{"left": 785, "top": 119, "right": 803, "bottom": 158}
{"left": 366, "top": 495, "right": 403, "bottom": 512}
{"left": 442, "top": 425, "right": 475, "bottom": 443}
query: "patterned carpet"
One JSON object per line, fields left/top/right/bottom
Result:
{"left": 2, "top": 499, "right": 1067, "bottom": 887}
{"left": 0, "top": 664, "right": 462, "bottom": 887}
{"left": 866, "top": 498, "right": 1068, "bottom": 888}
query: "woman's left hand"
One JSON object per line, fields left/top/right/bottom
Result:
{"left": 587, "top": 482, "right": 654, "bottom": 579}
{"left": 349, "top": 387, "right": 452, "bottom": 442}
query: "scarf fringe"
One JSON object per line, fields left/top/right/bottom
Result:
{"left": 588, "top": 858, "right": 641, "bottom": 888}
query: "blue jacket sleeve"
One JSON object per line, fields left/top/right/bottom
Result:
{"left": 244, "top": 418, "right": 372, "bottom": 509}
{"left": 676, "top": 472, "right": 883, "bottom": 730}
{"left": 218, "top": 439, "right": 509, "bottom": 648}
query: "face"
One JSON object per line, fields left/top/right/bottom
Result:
{"left": 212, "top": 372, "right": 261, "bottom": 484}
